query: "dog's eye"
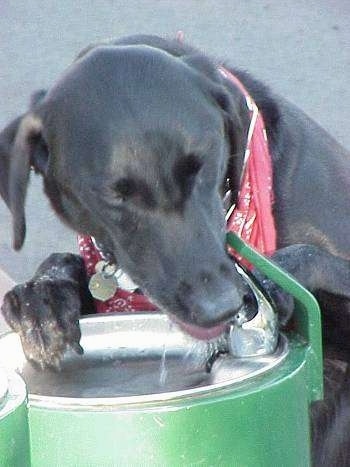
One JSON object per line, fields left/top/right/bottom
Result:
{"left": 113, "top": 178, "right": 136, "bottom": 201}
{"left": 174, "top": 154, "right": 202, "bottom": 182}
{"left": 183, "top": 154, "right": 202, "bottom": 177}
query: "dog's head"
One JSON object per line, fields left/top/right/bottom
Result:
{"left": 0, "top": 41, "right": 252, "bottom": 338}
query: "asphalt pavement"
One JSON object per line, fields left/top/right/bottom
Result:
{"left": 0, "top": 0, "right": 349, "bottom": 282}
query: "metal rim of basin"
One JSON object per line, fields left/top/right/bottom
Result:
{"left": 0, "top": 314, "right": 289, "bottom": 411}
{"left": 0, "top": 367, "right": 26, "bottom": 418}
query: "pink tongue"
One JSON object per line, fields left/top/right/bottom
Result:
{"left": 172, "top": 318, "right": 227, "bottom": 340}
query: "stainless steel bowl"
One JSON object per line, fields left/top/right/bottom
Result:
{"left": 1, "top": 315, "right": 316, "bottom": 467}
{"left": 0, "top": 313, "right": 287, "bottom": 408}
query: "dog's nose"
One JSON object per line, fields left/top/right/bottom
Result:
{"left": 177, "top": 262, "right": 251, "bottom": 327}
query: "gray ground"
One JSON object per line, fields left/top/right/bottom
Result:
{"left": 0, "top": 0, "right": 349, "bottom": 283}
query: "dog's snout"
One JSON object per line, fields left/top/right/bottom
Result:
{"left": 176, "top": 261, "right": 250, "bottom": 327}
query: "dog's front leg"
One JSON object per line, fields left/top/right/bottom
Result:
{"left": 252, "top": 244, "right": 350, "bottom": 325}
{"left": 1, "top": 253, "right": 95, "bottom": 369}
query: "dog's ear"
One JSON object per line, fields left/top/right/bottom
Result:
{"left": 0, "top": 89, "right": 48, "bottom": 250}
{"left": 182, "top": 55, "right": 246, "bottom": 158}
{"left": 210, "top": 84, "right": 246, "bottom": 158}
{"left": 0, "top": 112, "right": 49, "bottom": 251}
{"left": 10, "top": 114, "right": 47, "bottom": 250}
{"left": 182, "top": 54, "right": 221, "bottom": 82}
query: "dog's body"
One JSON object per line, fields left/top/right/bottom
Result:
{"left": 1, "top": 35, "right": 350, "bottom": 464}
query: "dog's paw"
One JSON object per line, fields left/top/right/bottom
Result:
{"left": 1, "top": 279, "right": 83, "bottom": 370}
{"left": 251, "top": 268, "right": 294, "bottom": 325}
{"left": 251, "top": 245, "right": 321, "bottom": 325}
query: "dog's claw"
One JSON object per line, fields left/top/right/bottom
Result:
{"left": 71, "top": 342, "right": 84, "bottom": 355}
{"left": 251, "top": 269, "right": 294, "bottom": 325}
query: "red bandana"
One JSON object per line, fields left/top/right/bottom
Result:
{"left": 78, "top": 235, "right": 157, "bottom": 313}
{"left": 78, "top": 68, "right": 276, "bottom": 313}
{"left": 220, "top": 67, "right": 276, "bottom": 260}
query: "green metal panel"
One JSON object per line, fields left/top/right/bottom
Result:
{"left": 28, "top": 341, "right": 310, "bottom": 467}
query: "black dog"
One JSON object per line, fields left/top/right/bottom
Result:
{"left": 0, "top": 35, "right": 350, "bottom": 464}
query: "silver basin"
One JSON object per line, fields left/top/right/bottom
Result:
{"left": 0, "top": 313, "right": 288, "bottom": 409}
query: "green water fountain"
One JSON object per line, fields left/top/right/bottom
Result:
{"left": 0, "top": 233, "right": 323, "bottom": 466}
